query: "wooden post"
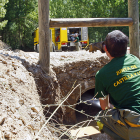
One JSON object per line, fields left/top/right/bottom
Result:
{"left": 38, "top": 0, "right": 50, "bottom": 74}
{"left": 128, "top": 0, "right": 139, "bottom": 58}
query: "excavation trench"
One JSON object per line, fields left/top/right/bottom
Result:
{"left": 21, "top": 51, "right": 113, "bottom": 140}
{"left": 11, "top": 50, "right": 109, "bottom": 124}
{"left": 33, "top": 51, "right": 110, "bottom": 124}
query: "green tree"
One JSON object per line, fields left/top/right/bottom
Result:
{"left": 49, "top": 0, "right": 93, "bottom": 18}
{"left": 0, "top": 0, "right": 8, "bottom": 30}
{"left": 2, "top": 0, "right": 38, "bottom": 50}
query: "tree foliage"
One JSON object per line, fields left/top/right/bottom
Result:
{"left": 2, "top": 0, "right": 38, "bottom": 50}
{"left": 88, "top": 0, "right": 129, "bottom": 43}
{"left": 0, "top": 0, "right": 8, "bottom": 30}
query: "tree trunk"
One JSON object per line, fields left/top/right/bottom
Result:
{"left": 38, "top": 0, "right": 50, "bottom": 74}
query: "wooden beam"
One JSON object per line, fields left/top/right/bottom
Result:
{"left": 38, "top": 0, "right": 50, "bottom": 74}
{"left": 128, "top": 0, "right": 139, "bottom": 58}
{"left": 50, "top": 18, "right": 133, "bottom": 28}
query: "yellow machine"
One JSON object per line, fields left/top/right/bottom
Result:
{"left": 33, "top": 27, "right": 89, "bottom": 52}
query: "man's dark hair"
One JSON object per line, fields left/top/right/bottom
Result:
{"left": 104, "top": 30, "right": 129, "bottom": 57}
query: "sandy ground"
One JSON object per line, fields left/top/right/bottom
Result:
{"left": 0, "top": 41, "right": 58, "bottom": 140}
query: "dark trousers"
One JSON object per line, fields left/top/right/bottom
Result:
{"left": 95, "top": 109, "right": 140, "bottom": 140}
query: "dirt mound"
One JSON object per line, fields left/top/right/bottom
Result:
{"left": 0, "top": 49, "right": 110, "bottom": 139}
{"left": 0, "top": 50, "right": 57, "bottom": 140}
{"left": 0, "top": 40, "right": 11, "bottom": 50}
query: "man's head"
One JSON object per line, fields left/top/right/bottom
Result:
{"left": 103, "top": 30, "right": 129, "bottom": 57}
{"left": 75, "top": 33, "right": 78, "bottom": 37}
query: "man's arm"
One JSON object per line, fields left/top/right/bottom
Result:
{"left": 99, "top": 95, "right": 113, "bottom": 110}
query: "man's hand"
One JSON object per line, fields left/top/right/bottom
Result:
{"left": 86, "top": 41, "right": 105, "bottom": 53}
{"left": 99, "top": 95, "right": 114, "bottom": 110}
{"left": 99, "top": 95, "right": 110, "bottom": 110}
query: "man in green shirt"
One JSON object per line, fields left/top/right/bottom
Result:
{"left": 73, "top": 33, "right": 80, "bottom": 51}
{"left": 95, "top": 30, "right": 140, "bottom": 140}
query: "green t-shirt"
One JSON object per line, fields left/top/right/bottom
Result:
{"left": 95, "top": 54, "right": 140, "bottom": 113}
{"left": 75, "top": 36, "right": 79, "bottom": 43}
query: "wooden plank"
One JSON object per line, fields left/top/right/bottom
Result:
{"left": 128, "top": 0, "right": 139, "bottom": 58}
{"left": 50, "top": 18, "right": 133, "bottom": 28}
{"left": 38, "top": 0, "right": 50, "bottom": 74}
